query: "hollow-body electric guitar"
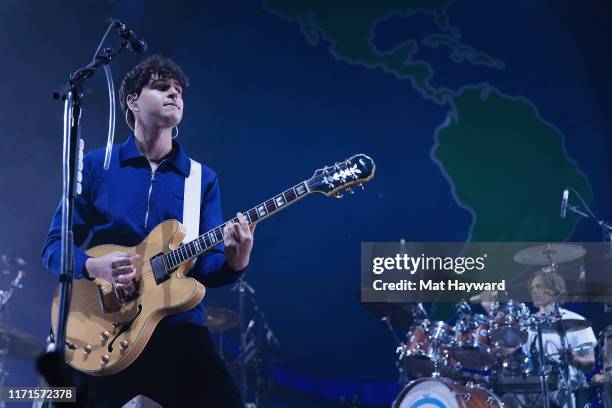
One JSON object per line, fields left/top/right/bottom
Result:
{"left": 51, "top": 154, "right": 375, "bottom": 376}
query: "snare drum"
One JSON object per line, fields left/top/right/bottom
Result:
{"left": 489, "top": 300, "right": 530, "bottom": 348}
{"left": 398, "top": 320, "right": 458, "bottom": 378}
{"left": 393, "top": 378, "right": 503, "bottom": 408}
{"left": 451, "top": 314, "right": 497, "bottom": 371}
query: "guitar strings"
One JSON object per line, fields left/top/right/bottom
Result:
{"left": 105, "top": 166, "right": 366, "bottom": 282}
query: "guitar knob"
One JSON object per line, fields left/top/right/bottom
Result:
{"left": 82, "top": 344, "right": 92, "bottom": 354}
{"left": 100, "top": 354, "right": 109, "bottom": 365}
{"left": 100, "top": 331, "right": 110, "bottom": 341}
{"left": 119, "top": 340, "right": 129, "bottom": 350}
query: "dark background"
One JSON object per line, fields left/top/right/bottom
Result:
{"left": 0, "top": 0, "right": 611, "bottom": 406}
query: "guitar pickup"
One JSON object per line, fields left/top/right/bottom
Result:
{"left": 150, "top": 254, "right": 169, "bottom": 284}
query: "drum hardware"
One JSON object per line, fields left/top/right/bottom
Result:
{"left": 451, "top": 313, "right": 497, "bottom": 372}
{"left": 489, "top": 300, "right": 530, "bottom": 348}
{"left": 398, "top": 320, "right": 459, "bottom": 379}
{"left": 0, "top": 253, "right": 30, "bottom": 408}
{"left": 526, "top": 301, "right": 582, "bottom": 408}
{"left": 205, "top": 307, "right": 239, "bottom": 361}
{"left": 537, "top": 318, "right": 593, "bottom": 334}
{"left": 229, "top": 276, "right": 279, "bottom": 407}
{"left": 392, "top": 378, "right": 504, "bottom": 408}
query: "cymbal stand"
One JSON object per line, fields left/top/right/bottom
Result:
{"left": 552, "top": 302, "right": 575, "bottom": 408}
{"left": 0, "top": 264, "right": 24, "bottom": 408}
{"left": 231, "top": 276, "right": 279, "bottom": 407}
{"left": 0, "top": 271, "right": 25, "bottom": 312}
{"left": 231, "top": 275, "right": 254, "bottom": 402}
{"left": 534, "top": 315, "right": 552, "bottom": 408}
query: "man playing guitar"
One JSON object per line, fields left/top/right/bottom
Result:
{"left": 42, "top": 55, "right": 253, "bottom": 407}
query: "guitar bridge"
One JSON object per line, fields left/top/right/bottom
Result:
{"left": 113, "top": 280, "right": 141, "bottom": 304}
{"left": 96, "top": 283, "right": 121, "bottom": 313}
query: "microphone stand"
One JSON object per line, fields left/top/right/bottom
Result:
{"left": 40, "top": 22, "right": 139, "bottom": 408}
{"left": 563, "top": 187, "right": 612, "bottom": 243}
{"left": 562, "top": 187, "right": 612, "bottom": 309}
{"left": 51, "top": 36, "right": 129, "bottom": 362}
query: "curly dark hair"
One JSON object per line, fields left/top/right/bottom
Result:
{"left": 119, "top": 55, "right": 189, "bottom": 129}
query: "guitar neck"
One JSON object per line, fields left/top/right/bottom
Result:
{"left": 164, "top": 180, "right": 311, "bottom": 269}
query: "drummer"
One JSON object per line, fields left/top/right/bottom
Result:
{"left": 481, "top": 269, "right": 596, "bottom": 408}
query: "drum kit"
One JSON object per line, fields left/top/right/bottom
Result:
{"left": 361, "top": 244, "right": 612, "bottom": 408}
{"left": 205, "top": 275, "right": 280, "bottom": 408}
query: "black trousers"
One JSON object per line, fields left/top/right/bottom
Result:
{"left": 75, "top": 323, "right": 242, "bottom": 408}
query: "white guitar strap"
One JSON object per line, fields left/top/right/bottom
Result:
{"left": 183, "top": 158, "right": 201, "bottom": 243}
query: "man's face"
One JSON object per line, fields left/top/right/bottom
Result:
{"left": 133, "top": 75, "right": 184, "bottom": 128}
{"left": 530, "top": 275, "right": 555, "bottom": 308}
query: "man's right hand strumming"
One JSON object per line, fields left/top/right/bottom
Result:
{"left": 85, "top": 251, "right": 140, "bottom": 294}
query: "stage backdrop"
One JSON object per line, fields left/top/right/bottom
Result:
{"left": 0, "top": 0, "right": 610, "bottom": 406}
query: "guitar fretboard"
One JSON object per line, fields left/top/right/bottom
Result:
{"left": 163, "top": 181, "right": 310, "bottom": 270}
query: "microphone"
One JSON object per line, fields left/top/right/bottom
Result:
{"left": 560, "top": 189, "right": 569, "bottom": 218}
{"left": 111, "top": 19, "right": 148, "bottom": 54}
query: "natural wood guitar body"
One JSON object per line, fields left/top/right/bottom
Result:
{"left": 50, "top": 153, "right": 375, "bottom": 376}
{"left": 51, "top": 219, "right": 205, "bottom": 376}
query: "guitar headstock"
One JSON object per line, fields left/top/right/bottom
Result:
{"left": 307, "top": 154, "right": 375, "bottom": 197}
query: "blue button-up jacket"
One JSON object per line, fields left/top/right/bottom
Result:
{"left": 42, "top": 135, "right": 241, "bottom": 326}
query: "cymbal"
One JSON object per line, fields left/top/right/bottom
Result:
{"left": 359, "top": 300, "right": 425, "bottom": 328}
{"left": 538, "top": 318, "right": 592, "bottom": 333}
{"left": 1, "top": 252, "right": 26, "bottom": 268}
{"left": 0, "top": 323, "right": 44, "bottom": 360}
{"left": 205, "top": 307, "right": 239, "bottom": 333}
{"left": 513, "top": 244, "right": 586, "bottom": 266}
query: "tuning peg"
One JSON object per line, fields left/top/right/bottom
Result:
{"left": 346, "top": 187, "right": 354, "bottom": 194}
{"left": 334, "top": 162, "right": 340, "bottom": 171}
{"left": 359, "top": 183, "right": 364, "bottom": 190}
{"left": 334, "top": 192, "right": 343, "bottom": 199}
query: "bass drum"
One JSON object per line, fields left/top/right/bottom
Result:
{"left": 393, "top": 378, "right": 503, "bottom": 408}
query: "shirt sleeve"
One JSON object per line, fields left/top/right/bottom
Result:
{"left": 41, "top": 154, "right": 94, "bottom": 279}
{"left": 569, "top": 328, "right": 598, "bottom": 349}
{"left": 188, "top": 173, "right": 245, "bottom": 287}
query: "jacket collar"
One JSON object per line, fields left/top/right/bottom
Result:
{"left": 119, "top": 134, "right": 191, "bottom": 177}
